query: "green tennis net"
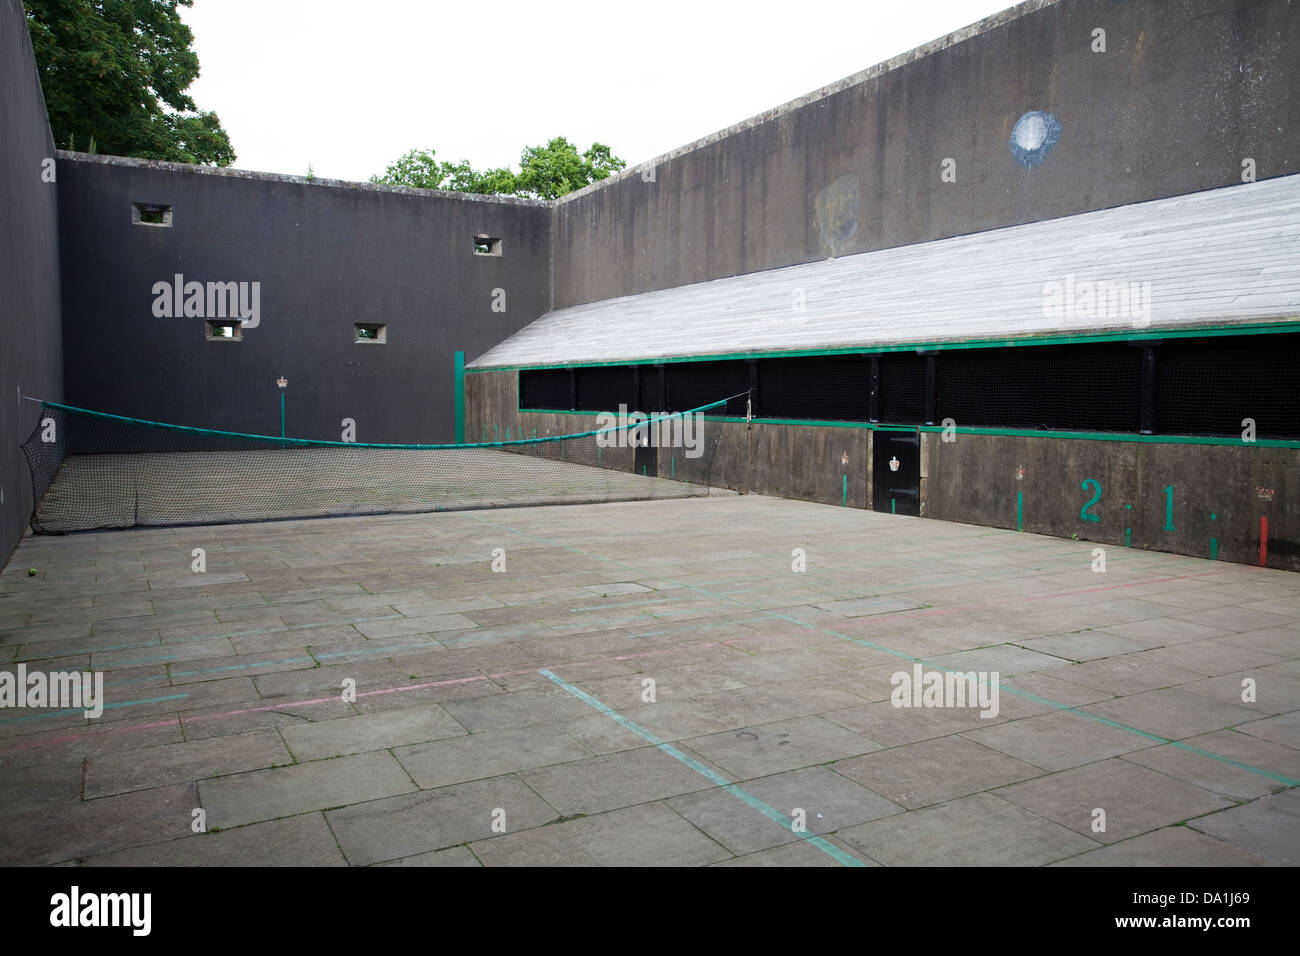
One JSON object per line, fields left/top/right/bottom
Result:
{"left": 21, "top": 399, "right": 733, "bottom": 533}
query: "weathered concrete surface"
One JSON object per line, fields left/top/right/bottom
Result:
{"left": 56, "top": 155, "right": 550, "bottom": 444}
{"left": 0, "top": 495, "right": 1294, "bottom": 866}
{"left": 0, "top": 0, "right": 63, "bottom": 566}
{"left": 467, "top": 370, "right": 1298, "bottom": 569}
{"left": 552, "top": 0, "right": 1300, "bottom": 308}
{"left": 924, "top": 434, "right": 1300, "bottom": 572}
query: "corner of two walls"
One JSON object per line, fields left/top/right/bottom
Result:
{"left": 0, "top": 0, "right": 64, "bottom": 568}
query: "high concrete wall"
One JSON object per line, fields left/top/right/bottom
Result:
{"left": 57, "top": 156, "right": 551, "bottom": 443}
{"left": 552, "top": 0, "right": 1300, "bottom": 308}
{"left": 0, "top": 0, "right": 63, "bottom": 566}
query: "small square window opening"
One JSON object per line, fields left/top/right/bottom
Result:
{"left": 206, "top": 320, "right": 242, "bottom": 341}
{"left": 354, "top": 323, "right": 387, "bottom": 344}
{"left": 133, "top": 202, "right": 173, "bottom": 226}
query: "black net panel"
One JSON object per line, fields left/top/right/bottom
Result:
{"left": 666, "top": 362, "right": 750, "bottom": 416}
{"left": 519, "top": 368, "right": 571, "bottom": 409}
{"left": 513, "top": 333, "right": 1299, "bottom": 438}
{"left": 21, "top": 400, "right": 729, "bottom": 533}
{"left": 575, "top": 365, "right": 636, "bottom": 411}
{"left": 758, "top": 356, "right": 871, "bottom": 421}
{"left": 1156, "top": 334, "right": 1300, "bottom": 438}
{"left": 878, "top": 355, "right": 928, "bottom": 424}
{"left": 938, "top": 344, "right": 1141, "bottom": 431}
{"left": 638, "top": 366, "right": 663, "bottom": 413}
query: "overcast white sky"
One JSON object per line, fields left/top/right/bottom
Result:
{"left": 180, "top": 0, "right": 1018, "bottom": 183}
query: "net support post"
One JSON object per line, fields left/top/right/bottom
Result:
{"left": 1137, "top": 341, "right": 1160, "bottom": 435}
{"left": 454, "top": 350, "right": 465, "bottom": 444}
{"left": 868, "top": 355, "right": 881, "bottom": 423}
{"left": 921, "top": 351, "right": 938, "bottom": 426}
{"left": 747, "top": 359, "right": 758, "bottom": 423}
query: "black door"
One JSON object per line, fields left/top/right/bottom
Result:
{"left": 634, "top": 436, "right": 657, "bottom": 477}
{"left": 873, "top": 432, "right": 919, "bottom": 516}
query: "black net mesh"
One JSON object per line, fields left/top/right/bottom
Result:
{"left": 519, "top": 368, "right": 571, "bottom": 409}
{"left": 758, "top": 356, "right": 871, "bottom": 421}
{"left": 22, "top": 399, "right": 730, "bottom": 533}
{"left": 1155, "top": 334, "right": 1300, "bottom": 437}
{"left": 878, "top": 355, "right": 928, "bottom": 424}
{"left": 638, "top": 366, "right": 663, "bottom": 413}
{"left": 575, "top": 365, "right": 636, "bottom": 411}
{"left": 938, "top": 344, "right": 1141, "bottom": 431}
{"left": 512, "top": 334, "right": 1300, "bottom": 439}
{"left": 666, "top": 362, "right": 750, "bottom": 416}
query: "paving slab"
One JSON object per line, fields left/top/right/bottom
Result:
{"left": 519, "top": 746, "right": 717, "bottom": 816}
{"left": 832, "top": 735, "right": 1044, "bottom": 809}
{"left": 82, "top": 812, "right": 347, "bottom": 866}
{"left": 468, "top": 802, "right": 732, "bottom": 867}
{"left": 280, "top": 705, "right": 467, "bottom": 761}
{"left": 198, "top": 751, "right": 416, "bottom": 829}
{"left": 711, "top": 838, "right": 868, "bottom": 866}
{"left": 994, "top": 758, "right": 1235, "bottom": 844}
{"left": 378, "top": 846, "right": 482, "bottom": 867}
{"left": 85, "top": 728, "right": 291, "bottom": 798}
{"left": 1120, "top": 730, "right": 1300, "bottom": 800}
{"left": 393, "top": 725, "right": 592, "bottom": 789}
{"left": 836, "top": 792, "right": 1100, "bottom": 866}
{"left": 1052, "top": 825, "right": 1277, "bottom": 866}
{"left": 823, "top": 698, "right": 1006, "bottom": 749}
{"left": 682, "top": 715, "right": 880, "bottom": 779}
{"left": 667, "top": 765, "right": 902, "bottom": 855}
{"left": 325, "top": 774, "right": 558, "bottom": 865}
{"left": 1234, "top": 710, "right": 1300, "bottom": 747}
{"left": 0, "top": 782, "right": 198, "bottom": 865}
{"left": 1187, "top": 787, "right": 1300, "bottom": 865}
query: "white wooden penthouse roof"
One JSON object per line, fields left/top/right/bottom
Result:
{"left": 470, "top": 174, "right": 1300, "bottom": 369}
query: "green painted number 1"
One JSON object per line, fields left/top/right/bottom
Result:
{"left": 1164, "top": 485, "right": 1176, "bottom": 531}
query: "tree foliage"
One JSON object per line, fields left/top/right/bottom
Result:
{"left": 371, "top": 137, "right": 626, "bottom": 199}
{"left": 25, "top": 0, "right": 235, "bottom": 166}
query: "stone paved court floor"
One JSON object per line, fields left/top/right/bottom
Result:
{"left": 0, "top": 495, "right": 1296, "bottom": 866}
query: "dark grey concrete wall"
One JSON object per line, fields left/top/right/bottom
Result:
{"left": 923, "top": 434, "right": 1299, "bottom": 571}
{"left": 0, "top": 0, "right": 63, "bottom": 566}
{"left": 57, "top": 156, "right": 551, "bottom": 443}
{"left": 552, "top": 0, "right": 1300, "bottom": 308}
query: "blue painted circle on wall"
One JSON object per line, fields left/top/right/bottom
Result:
{"left": 1009, "top": 111, "right": 1061, "bottom": 168}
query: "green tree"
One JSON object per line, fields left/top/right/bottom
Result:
{"left": 372, "top": 137, "right": 626, "bottom": 199}
{"left": 515, "top": 137, "right": 626, "bottom": 199}
{"left": 25, "top": 0, "right": 235, "bottom": 166}
{"left": 369, "top": 149, "right": 515, "bottom": 195}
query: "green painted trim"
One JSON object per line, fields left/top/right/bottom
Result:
{"left": 512, "top": 407, "right": 1300, "bottom": 448}
{"left": 453, "top": 350, "right": 465, "bottom": 444}
{"left": 475, "top": 320, "right": 1300, "bottom": 372}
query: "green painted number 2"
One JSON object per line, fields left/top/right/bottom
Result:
{"left": 1080, "top": 479, "right": 1102, "bottom": 523}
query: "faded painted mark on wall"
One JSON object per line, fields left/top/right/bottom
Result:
{"left": 814, "top": 174, "right": 860, "bottom": 256}
{"left": 1009, "top": 111, "right": 1062, "bottom": 167}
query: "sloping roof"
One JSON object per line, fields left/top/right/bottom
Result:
{"left": 470, "top": 174, "right": 1300, "bottom": 369}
